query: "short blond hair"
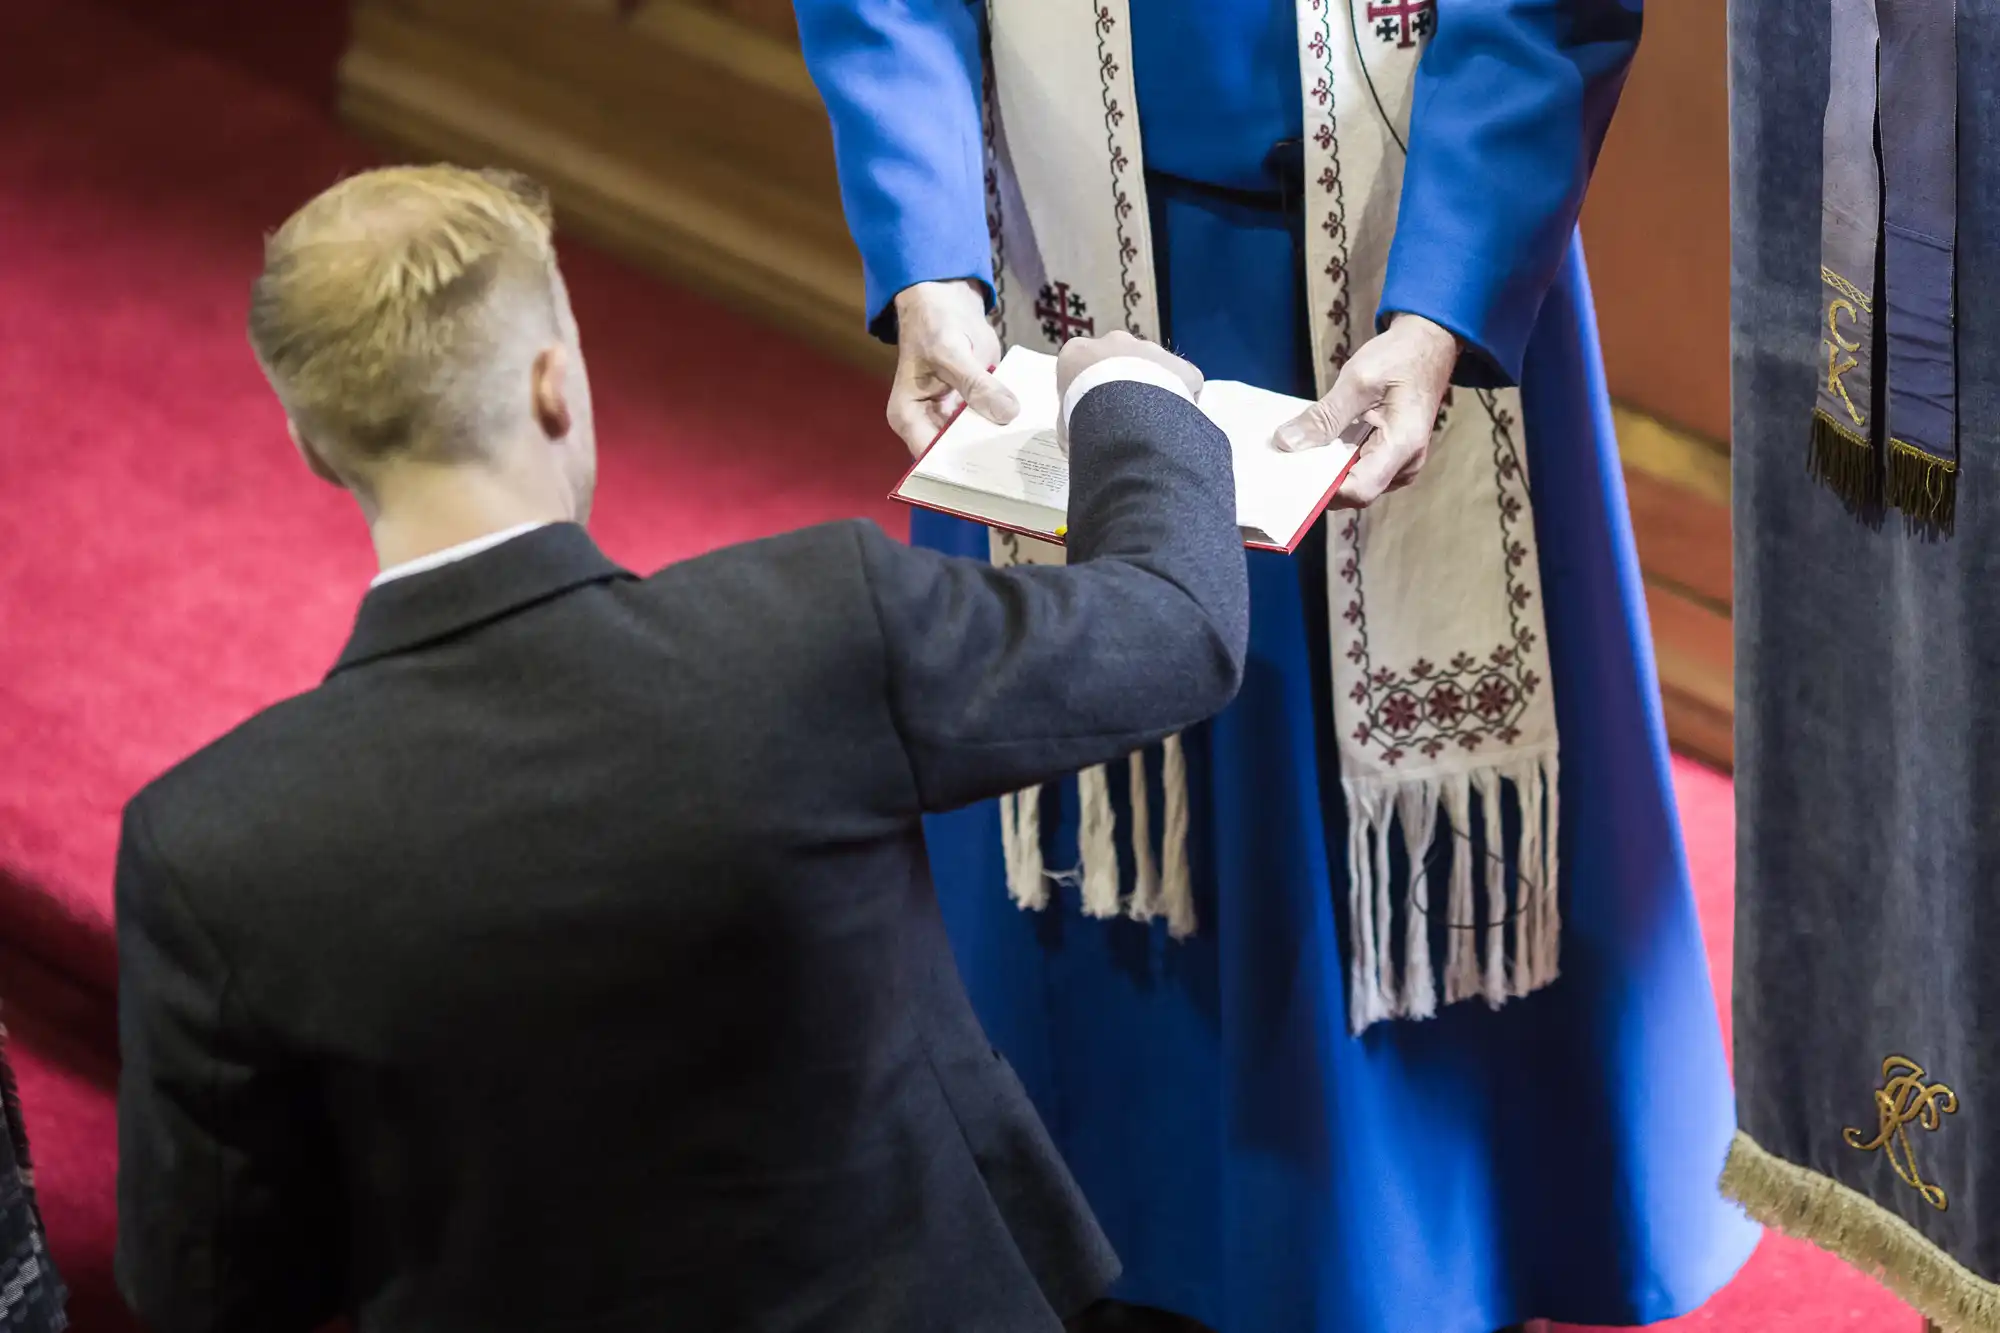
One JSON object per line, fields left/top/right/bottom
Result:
{"left": 248, "top": 164, "right": 563, "bottom": 461}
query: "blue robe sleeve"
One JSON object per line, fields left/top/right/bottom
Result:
{"left": 792, "top": 0, "right": 993, "bottom": 341}
{"left": 1378, "top": 0, "right": 1643, "bottom": 386}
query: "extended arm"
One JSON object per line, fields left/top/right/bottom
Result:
{"left": 792, "top": 0, "right": 993, "bottom": 337}
{"left": 858, "top": 370, "right": 1248, "bottom": 813}
{"left": 1380, "top": 0, "right": 1645, "bottom": 386}
{"left": 116, "top": 802, "right": 339, "bottom": 1333}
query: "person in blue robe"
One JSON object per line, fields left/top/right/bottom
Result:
{"left": 789, "top": 3, "right": 1761, "bottom": 1330}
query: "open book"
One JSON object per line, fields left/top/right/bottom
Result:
{"left": 892, "top": 346, "right": 1359, "bottom": 554}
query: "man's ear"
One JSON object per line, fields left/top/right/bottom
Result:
{"left": 531, "top": 345, "right": 573, "bottom": 442}
{"left": 288, "top": 419, "right": 342, "bottom": 487}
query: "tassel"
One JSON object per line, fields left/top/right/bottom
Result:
{"left": 1809, "top": 408, "right": 1885, "bottom": 517}
{"left": 1886, "top": 438, "right": 1957, "bottom": 536}
{"left": 1160, "top": 733, "right": 1197, "bottom": 939}
{"left": 1397, "top": 783, "right": 1439, "bottom": 1020}
{"left": 999, "top": 791, "right": 1020, "bottom": 894}
{"left": 1371, "top": 795, "right": 1396, "bottom": 1015}
{"left": 1510, "top": 759, "right": 1540, "bottom": 999}
{"left": 1442, "top": 777, "right": 1479, "bottom": 1005}
{"left": 1475, "top": 769, "right": 1508, "bottom": 1009}
{"left": 1536, "top": 751, "right": 1563, "bottom": 989}
{"left": 1346, "top": 758, "right": 1563, "bottom": 1031}
{"left": 1343, "top": 779, "right": 1398, "bottom": 1032}
{"left": 1000, "top": 786, "right": 1048, "bottom": 910}
{"left": 1126, "top": 750, "right": 1161, "bottom": 923}
{"left": 1076, "top": 764, "right": 1121, "bottom": 917}
{"left": 1345, "top": 789, "right": 1381, "bottom": 1031}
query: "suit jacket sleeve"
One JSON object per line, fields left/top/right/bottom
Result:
{"left": 1378, "top": 0, "right": 1643, "bottom": 386}
{"left": 115, "top": 800, "right": 339, "bottom": 1333}
{"left": 791, "top": 0, "right": 992, "bottom": 339}
{"left": 856, "top": 380, "right": 1248, "bottom": 813}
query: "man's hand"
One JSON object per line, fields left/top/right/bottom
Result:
{"left": 1055, "top": 330, "right": 1204, "bottom": 404}
{"left": 1273, "top": 313, "right": 1460, "bottom": 508}
{"left": 1055, "top": 331, "right": 1205, "bottom": 455}
{"left": 888, "top": 279, "right": 1021, "bottom": 455}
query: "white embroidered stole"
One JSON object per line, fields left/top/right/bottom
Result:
{"left": 982, "top": 0, "right": 1561, "bottom": 1031}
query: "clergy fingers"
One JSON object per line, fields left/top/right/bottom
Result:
{"left": 932, "top": 342, "right": 1022, "bottom": 426}
{"left": 960, "top": 369, "right": 1023, "bottom": 427}
{"left": 1387, "top": 448, "right": 1427, "bottom": 491}
{"left": 887, "top": 389, "right": 960, "bottom": 457}
{"left": 1333, "top": 410, "right": 1425, "bottom": 509}
{"left": 1275, "top": 372, "right": 1376, "bottom": 453}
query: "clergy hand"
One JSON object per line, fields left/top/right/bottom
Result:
{"left": 1273, "top": 313, "right": 1461, "bottom": 508}
{"left": 887, "top": 279, "right": 1022, "bottom": 455}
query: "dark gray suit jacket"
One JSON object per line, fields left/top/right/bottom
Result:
{"left": 114, "top": 380, "right": 1247, "bottom": 1333}
{"left": 1, "top": 1027, "right": 67, "bottom": 1333}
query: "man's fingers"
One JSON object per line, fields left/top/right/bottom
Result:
{"left": 1056, "top": 331, "right": 1207, "bottom": 404}
{"left": 1275, "top": 371, "right": 1374, "bottom": 453}
{"left": 1129, "top": 341, "right": 1205, "bottom": 399}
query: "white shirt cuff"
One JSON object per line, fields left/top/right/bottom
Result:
{"left": 1060, "top": 356, "right": 1196, "bottom": 437}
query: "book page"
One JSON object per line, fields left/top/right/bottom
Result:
{"left": 1198, "top": 380, "right": 1358, "bottom": 547}
{"left": 907, "top": 347, "right": 1069, "bottom": 508}
{"left": 899, "top": 345, "right": 1355, "bottom": 552}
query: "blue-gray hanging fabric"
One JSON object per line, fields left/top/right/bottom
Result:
{"left": 0, "top": 1012, "right": 68, "bottom": 1333}
{"left": 1731, "top": 0, "right": 2000, "bottom": 1324}
{"left": 1812, "top": 0, "right": 1960, "bottom": 532}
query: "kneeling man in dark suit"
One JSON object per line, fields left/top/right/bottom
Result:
{"left": 115, "top": 164, "right": 1245, "bottom": 1333}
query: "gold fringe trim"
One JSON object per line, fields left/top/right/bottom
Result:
{"left": 1810, "top": 407, "right": 1884, "bottom": 516}
{"left": 1722, "top": 1131, "right": 2000, "bottom": 1333}
{"left": 1887, "top": 438, "right": 1958, "bottom": 537}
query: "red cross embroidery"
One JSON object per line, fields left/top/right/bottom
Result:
{"left": 1367, "top": 0, "right": 1435, "bottom": 48}
{"left": 1034, "top": 282, "right": 1096, "bottom": 343}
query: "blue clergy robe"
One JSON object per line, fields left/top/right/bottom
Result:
{"left": 792, "top": 3, "right": 1760, "bottom": 1330}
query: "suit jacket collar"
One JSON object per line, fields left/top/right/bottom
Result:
{"left": 330, "top": 522, "right": 634, "bottom": 677}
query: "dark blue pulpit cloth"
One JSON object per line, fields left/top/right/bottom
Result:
{"left": 1730, "top": 0, "right": 2000, "bottom": 1327}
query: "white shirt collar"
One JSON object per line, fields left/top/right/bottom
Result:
{"left": 370, "top": 522, "right": 550, "bottom": 588}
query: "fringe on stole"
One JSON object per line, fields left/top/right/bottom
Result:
{"left": 1887, "top": 438, "right": 1959, "bottom": 538}
{"left": 1722, "top": 1131, "right": 2000, "bottom": 1333}
{"left": 1809, "top": 407, "right": 1883, "bottom": 516}
{"left": 1342, "top": 753, "right": 1561, "bottom": 1035}
{"left": 999, "top": 734, "right": 1196, "bottom": 939}
{"left": 1807, "top": 410, "right": 1958, "bottom": 537}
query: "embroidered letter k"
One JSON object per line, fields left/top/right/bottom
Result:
{"left": 1825, "top": 298, "right": 1865, "bottom": 426}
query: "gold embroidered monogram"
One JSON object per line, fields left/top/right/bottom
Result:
{"left": 1843, "top": 1055, "right": 1959, "bottom": 1211}
{"left": 1821, "top": 266, "right": 1872, "bottom": 429}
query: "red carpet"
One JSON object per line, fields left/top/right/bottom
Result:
{"left": 0, "top": 3, "right": 1916, "bottom": 1330}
